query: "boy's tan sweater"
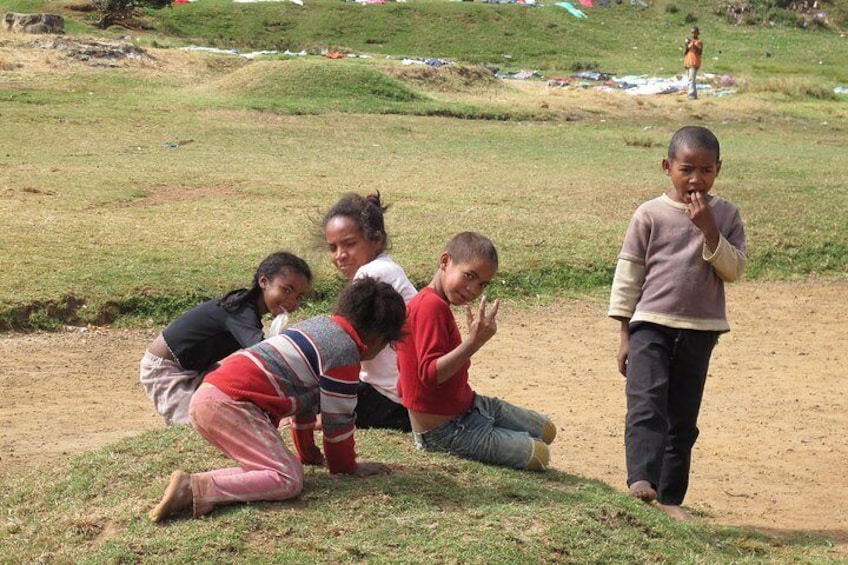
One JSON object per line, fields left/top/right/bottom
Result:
{"left": 608, "top": 194, "right": 747, "bottom": 332}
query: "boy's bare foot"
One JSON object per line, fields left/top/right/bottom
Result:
{"left": 628, "top": 480, "right": 656, "bottom": 502}
{"left": 656, "top": 503, "right": 693, "bottom": 521}
{"left": 149, "top": 470, "right": 193, "bottom": 522}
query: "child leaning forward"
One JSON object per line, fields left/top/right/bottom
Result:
{"left": 396, "top": 231, "right": 557, "bottom": 471}
{"left": 149, "top": 277, "right": 406, "bottom": 522}
{"left": 140, "top": 251, "right": 312, "bottom": 426}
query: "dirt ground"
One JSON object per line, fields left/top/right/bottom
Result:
{"left": 1, "top": 279, "right": 845, "bottom": 550}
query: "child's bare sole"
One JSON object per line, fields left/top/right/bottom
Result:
{"left": 656, "top": 503, "right": 693, "bottom": 521}
{"left": 628, "top": 480, "right": 656, "bottom": 502}
{"left": 149, "top": 470, "right": 193, "bottom": 522}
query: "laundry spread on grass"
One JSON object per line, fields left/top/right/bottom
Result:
{"left": 507, "top": 69, "right": 738, "bottom": 97}
{"left": 555, "top": 2, "right": 588, "bottom": 18}
{"left": 171, "top": 0, "right": 745, "bottom": 99}
{"left": 170, "top": 0, "right": 651, "bottom": 9}
{"left": 177, "top": 43, "right": 738, "bottom": 97}
{"left": 179, "top": 46, "right": 309, "bottom": 59}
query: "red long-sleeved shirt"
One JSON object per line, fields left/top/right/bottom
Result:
{"left": 397, "top": 287, "right": 475, "bottom": 416}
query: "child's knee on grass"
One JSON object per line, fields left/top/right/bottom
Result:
{"left": 527, "top": 439, "right": 550, "bottom": 471}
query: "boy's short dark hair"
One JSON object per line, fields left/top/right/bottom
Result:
{"left": 333, "top": 276, "right": 406, "bottom": 344}
{"left": 443, "top": 231, "right": 499, "bottom": 269}
{"left": 668, "top": 126, "right": 720, "bottom": 161}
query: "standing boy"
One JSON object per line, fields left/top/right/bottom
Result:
{"left": 396, "top": 232, "right": 556, "bottom": 471}
{"left": 608, "top": 126, "right": 746, "bottom": 520}
{"left": 684, "top": 27, "right": 703, "bottom": 99}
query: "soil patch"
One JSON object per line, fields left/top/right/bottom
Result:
{"left": 1, "top": 279, "right": 845, "bottom": 549}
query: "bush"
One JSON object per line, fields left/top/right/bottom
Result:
{"left": 713, "top": 0, "right": 759, "bottom": 24}
{"left": 95, "top": 0, "right": 172, "bottom": 29}
{"left": 570, "top": 61, "right": 600, "bottom": 72}
{"left": 711, "top": 0, "right": 844, "bottom": 28}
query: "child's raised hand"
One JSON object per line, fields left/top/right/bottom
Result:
{"left": 465, "top": 295, "right": 499, "bottom": 348}
{"left": 686, "top": 192, "right": 720, "bottom": 251}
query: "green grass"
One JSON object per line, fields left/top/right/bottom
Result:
{"left": 142, "top": 0, "right": 848, "bottom": 81}
{"left": 1, "top": 3, "right": 847, "bottom": 561}
{"left": 1, "top": 101, "right": 844, "bottom": 328}
{"left": 126, "top": 0, "right": 848, "bottom": 80}
{"left": 0, "top": 0, "right": 846, "bottom": 331}
{"left": 0, "top": 426, "right": 842, "bottom": 563}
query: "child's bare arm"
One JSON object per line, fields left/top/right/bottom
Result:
{"left": 433, "top": 296, "right": 499, "bottom": 384}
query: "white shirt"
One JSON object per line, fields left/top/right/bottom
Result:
{"left": 354, "top": 254, "right": 417, "bottom": 402}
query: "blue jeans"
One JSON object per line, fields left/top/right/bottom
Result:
{"left": 412, "top": 394, "right": 550, "bottom": 469}
{"left": 687, "top": 66, "right": 699, "bottom": 98}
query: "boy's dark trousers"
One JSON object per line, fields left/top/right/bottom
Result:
{"left": 625, "top": 322, "right": 718, "bottom": 505}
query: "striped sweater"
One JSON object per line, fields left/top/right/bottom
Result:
{"left": 205, "top": 315, "right": 365, "bottom": 474}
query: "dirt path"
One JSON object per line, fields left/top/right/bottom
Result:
{"left": 1, "top": 280, "right": 845, "bottom": 548}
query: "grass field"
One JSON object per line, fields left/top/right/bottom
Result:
{"left": 0, "top": 0, "right": 847, "bottom": 562}
{"left": 0, "top": 426, "right": 843, "bottom": 564}
{"left": 1, "top": 0, "right": 847, "bottom": 329}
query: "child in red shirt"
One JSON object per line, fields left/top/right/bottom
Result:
{"left": 396, "top": 232, "right": 556, "bottom": 470}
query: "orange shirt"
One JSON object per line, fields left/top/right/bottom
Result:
{"left": 684, "top": 39, "right": 703, "bottom": 69}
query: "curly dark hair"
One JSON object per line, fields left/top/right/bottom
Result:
{"left": 332, "top": 276, "right": 406, "bottom": 344}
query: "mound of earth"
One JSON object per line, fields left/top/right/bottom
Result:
{"left": 384, "top": 64, "right": 501, "bottom": 93}
{"left": 1, "top": 280, "right": 846, "bottom": 553}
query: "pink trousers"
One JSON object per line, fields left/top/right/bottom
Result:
{"left": 188, "top": 384, "right": 304, "bottom": 513}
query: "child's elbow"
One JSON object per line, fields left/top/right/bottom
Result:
{"left": 419, "top": 362, "right": 440, "bottom": 386}
{"left": 720, "top": 271, "right": 741, "bottom": 283}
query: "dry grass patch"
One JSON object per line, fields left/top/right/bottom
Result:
{"left": 738, "top": 76, "right": 837, "bottom": 100}
{"left": 0, "top": 53, "right": 21, "bottom": 70}
{"left": 382, "top": 64, "right": 501, "bottom": 93}
{"left": 0, "top": 35, "right": 248, "bottom": 88}
{"left": 99, "top": 181, "right": 263, "bottom": 208}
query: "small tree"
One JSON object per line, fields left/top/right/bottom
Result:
{"left": 95, "top": 0, "right": 172, "bottom": 29}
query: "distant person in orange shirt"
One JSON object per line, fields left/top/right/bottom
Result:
{"left": 684, "top": 27, "right": 703, "bottom": 99}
